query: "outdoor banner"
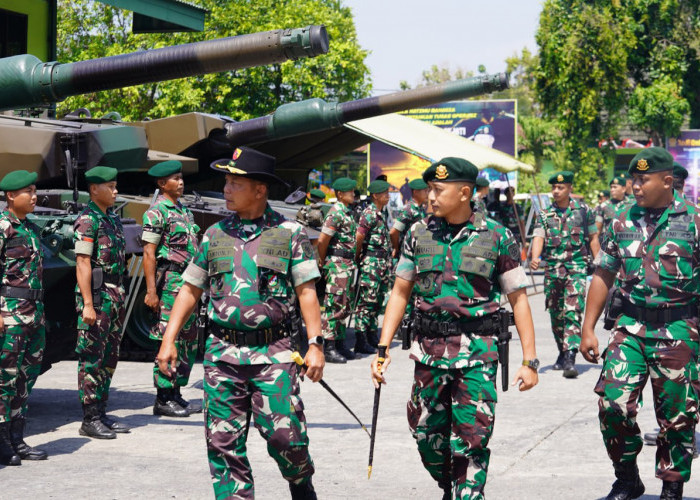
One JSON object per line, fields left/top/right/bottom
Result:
{"left": 368, "top": 99, "right": 518, "bottom": 207}
{"left": 668, "top": 130, "right": 700, "bottom": 203}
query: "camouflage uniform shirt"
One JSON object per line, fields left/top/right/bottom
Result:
{"left": 395, "top": 211, "right": 526, "bottom": 369}
{"left": 358, "top": 202, "right": 391, "bottom": 259}
{"left": 182, "top": 205, "right": 320, "bottom": 365}
{"left": 595, "top": 197, "right": 626, "bottom": 233}
{"left": 392, "top": 200, "right": 427, "bottom": 234}
{"left": 142, "top": 195, "right": 199, "bottom": 267}
{"left": 320, "top": 202, "right": 357, "bottom": 254}
{"left": 598, "top": 192, "right": 700, "bottom": 342}
{"left": 73, "top": 201, "right": 126, "bottom": 278}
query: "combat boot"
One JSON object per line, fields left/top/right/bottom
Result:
{"left": 366, "top": 330, "right": 379, "bottom": 349}
{"left": 562, "top": 349, "right": 579, "bottom": 378}
{"left": 98, "top": 401, "right": 130, "bottom": 433}
{"left": 174, "top": 387, "right": 202, "bottom": 415}
{"left": 323, "top": 340, "right": 347, "bottom": 364}
{"left": 289, "top": 476, "right": 317, "bottom": 500}
{"left": 336, "top": 338, "right": 356, "bottom": 360}
{"left": 353, "top": 331, "right": 375, "bottom": 355}
{"left": 9, "top": 417, "right": 47, "bottom": 460}
{"left": 153, "top": 389, "right": 189, "bottom": 418}
{"left": 79, "top": 404, "right": 116, "bottom": 439}
{"left": 605, "top": 461, "right": 644, "bottom": 500}
{"left": 660, "top": 480, "right": 683, "bottom": 500}
{"left": 552, "top": 351, "right": 564, "bottom": 370}
{"left": 0, "top": 421, "right": 21, "bottom": 466}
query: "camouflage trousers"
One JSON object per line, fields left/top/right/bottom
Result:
{"left": 204, "top": 348, "right": 313, "bottom": 499}
{"left": 407, "top": 361, "right": 498, "bottom": 499}
{"left": 355, "top": 256, "right": 391, "bottom": 334}
{"left": 543, "top": 273, "right": 586, "bottom": 351}
{"left": 151, "top": 276, "right": 198, "bottom": 389}
{"left": 595, "top": 330, "right": 699, "bottom": 482}
{"left": 321, "top": 257, "right": 355, "bottom": 341}
{"left": 76, "top": 287, "right": 126, "bottom": 405}
{"left": 0, "top": 321, "right": 45, "bottom": 423}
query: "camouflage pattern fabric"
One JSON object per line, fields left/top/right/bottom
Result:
{"left": 74, "top": 201, "right": 126, "bottom": 405}
{"left": 595, "top": 198, "right": 626, "bottom": 233}
{"left": 320, "top": 202, "right": 357, "bottom": 341}
{"left": 355, "top": 202, "right": 392, "bottom": 334}
{"left": 142, "top": 195, "right": 200, "bottom": 390}
{"left": 392, "top": 199, "right": 427, "bottom": 235}
{"left": 0, "top": 210, "right": 44, "bottom": 423}
{"left": 493, "top": 202, "right": 522, "bottom": 242}
{"left": 395, "top": 210, "right": 527, "bottom": 496}
{"left": 473, "top": 197, "right": 488, "bottom": 216}
{"left": 543, "top": 275, "right": 586, "bottom": 351}
{"left": 204, "top": 345, "right": 313, "bottom": 499}
{"left": 595, "top": 330, "right": 698, "bottom": 482}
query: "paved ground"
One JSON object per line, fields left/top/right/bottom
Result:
{"left": 2, "top": 283, "right": 700, "bottom": 499}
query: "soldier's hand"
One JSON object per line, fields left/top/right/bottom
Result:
{"left": 156, "top": 341, "right": 178, "bottom": 378}
{"left": 529, "top": 258, "right": 540, "bottom": 270}
{"left": 303, "top": 345, "right": 325, "bottom": 383}
{"left": 580, "top": 329, "right": 600, "bottom": 364}
{"left": 0, "top": 315, "right": 4, "bottom": 331}
{"left": 512, "top": 366, "right": 538, "bottom": 392}
{"left": 82, "top": 305, "right": 97, "bottom": 326}
{"left": 144, "top": 290, "right": 160, "bottom": 312}
{"left": 370, "top": 352, "right": 391, "bottom": 389}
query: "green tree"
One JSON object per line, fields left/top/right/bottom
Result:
{"left": 56, "top": 0, "right": 371, "bottom": 121}
{"left": 518, "top": 116, "right": 558, "bottom": 172}
{"left": 628, "top": 76, "right": 690, "bottom": 146}
{"left": 399, "top": 64, "right": 473, "bottom": 90}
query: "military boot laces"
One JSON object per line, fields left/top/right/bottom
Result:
{"left": 174, "top": 387, "right": 202, "bottom": 415}
{"left": 353, "top": 331, "right": 375, "bottom": 355}
{"left": 606, "top": 462, "right": 645, "bottom": 500}
{"left": 660, "top": 480, "right": 683, "bottom": 500}
{"left": 79, "top": 404, "right": 116, "bottom": 440}
{"left": 289, "top": 477, "right": 317, "bottom": 500}
{"left": 0, "top": 421, "right": 21, "bottom": 466}
{"left": 336, "top": 338, "right": 356, "bottom": 360}
{"left": 323, "top": 340, "right": 347, "bottom": 364}
{"left": 562, "top": 349, "right": 579, "bottom": 379}
{"left": 9, "top": 417, "right": 47, "bottom": 460}
{"left": 154, "top": 389, "right": 189, "bottom": 418}
{"left": 98, "top": 402, "right": 130, "bottom": 433}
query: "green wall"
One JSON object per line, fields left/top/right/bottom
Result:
{"left": 0, "top": 0, "right": 50, "bottom": 60}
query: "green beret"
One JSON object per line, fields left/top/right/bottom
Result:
{"left": 628, "top": 147, "right": 673, "bottom": 175}
{"left": 475, "top": 177, "right": 490, "bottom": 188}
{"left": 408, "top": 178, "right": 428, "bottom": 190}
{"left": 332, "top": 177, "right": 357, "bottom": 192}
{"left": 423, "top": 157, "right": 478, "bottom": 183}
{"left": 0, "top": 170, "right": 38, "bottom": 192}
{"left": 368, "top": 180, "right": 390, "bottom": 194}
{"left": 309, "top": 188, "right": 326, "bottom": 200}
{"left": 548, "top": 171, "right": 574, "bottom": 185}
{"left": 673, "top": 162, "right": 688, "bottom": 181}
{"left": 602, "top": 189, "right": 610, "bottom": 197}
{"left": 148, "top": 160, "right": 182, "bottom": 178}
{"left": 85, "top": 166, "right": 118, "bottom": 184}
{"left": 609, "top": 175, "right": 627, "bottom": 186}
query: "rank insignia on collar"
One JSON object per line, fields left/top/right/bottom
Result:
{"left": 637, "top": 159, "right": 649, "bottom": 171}
{"left": 435, "top": 165, "right": 449, "bottom": 180}
{"left": 557, "top": 174, "right": 564, "bottom": 182}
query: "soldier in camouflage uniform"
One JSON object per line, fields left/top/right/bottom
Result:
{"left": 316, "top": 177, "right": 361, "bottom": 362}
{"left": 0, "top": 171, "right": 47, "bottom": 466}
{"left": 156, "top": 147, "right": 324, "bottom": 500}
{"left": 389, "top": 178, "right": 428, "bottom": 258}
{"left": 74, "top": 166, "right": 129, "bottom": 439}
{"left": 595, "top": 176, "right": 628, "bottom": 241}
{"left": 142, "top": 160, "right": 201, "bottom": 418}
{"left": 530, "top": 171, "right": 600, "bottom": 379}
{"left": 295, "top": 188, "right": 328, "bottom": 232}
{"left": 581, "top": 147, "right": 699, "bottom": 500}
{"left": 493, "top": 186, "right": 524, "bottom": 250}
{"left": 355, "top": 180, "right": 393, "bottom": 349}
{"left": 472, "top": 177, "right": 490, "bottom": 216}
{"left": 672, "top": 162, "right": 688, "bottom": 200}
{"left": 371, "top": 157, "right": 538, "bottom": 499}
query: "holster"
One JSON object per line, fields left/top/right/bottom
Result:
{"left": 286, "top": 305, "right": 304, "bottom": 351}
{"left": 603, "top": 287, "right": 623, "bottom": 330}
{"left": 497, "top": 308, "right": 514, "bottom": 392}
{"left": 91, "top": 267, "right": 104, "bottom": 307}
{"left": 400, "top": 313, "right": 414, "bottom": 350}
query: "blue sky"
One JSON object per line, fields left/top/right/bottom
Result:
{"left": 342, "top": 0, "right": 544, "bottom": 94}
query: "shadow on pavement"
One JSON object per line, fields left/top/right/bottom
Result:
{"left": 40, "top": 437, "right": 91, "bottom": 456}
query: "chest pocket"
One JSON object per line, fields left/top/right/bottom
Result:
{"left": 456, "top": 235, "right": 497, "bottom": 300}
{"left": 5, "top": 236, "right": 32, "bottom": 261}
{"left": 168, "top": 224, "right": 191, "bottom": 249}
{"left": 545, "top": 217, "right": 562, "bottom": 248}
{"left": 208, "top": 258, "right": 233, "bottom": 296}
{"left": 413, "top": 239, "right": 445, "bottom": 297}
{"left": 257, "top": 227, "right": 293, "bottom": 298}
{"left": 657, "top": 222, "right": 695, "bottom": 286}
{"left": 617, "top": 231, "right": 644, "bottom": 284}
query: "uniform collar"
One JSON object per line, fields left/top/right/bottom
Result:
{"left": 629, "top": 191, "right": 687, "bottom": 219}
{"left": 87, "top": 200, "right": 109, "bottom": 217}
{"left": 1, "top": 209, "right": 22, "bottom": 226}
{"left": 157, "top": 194, "right": 181, "bottom": 209}
{"left": 429, "top": 209, "right": 486, "bottom": 240}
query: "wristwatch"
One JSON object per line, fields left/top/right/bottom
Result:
{"left": 308, "top": 336, "right": 325, "bottom": 347}
{"left": 522, "top": 358, "right": 540, "bottom": 371}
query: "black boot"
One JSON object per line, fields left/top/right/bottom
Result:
{"left": 154, "top": 389, "right": 189, "bottom": 417}
{"left": 562, "top": 349, "right": 579, "bottom": 378}
{"left": 289, "top": 477, "right": 317, "bottom": 500}
{"left": 366, "top": 330, "right": 379, "bottom": 349}
{"left": 660, "top": 480, "right": 683, "bottom": 500}
{"left": 0, "top": 421, "right": 21, "bottom": 466}
{"left": 79, "top": 404, "right": 116, "bottom": 439}
{"left": 354, "top": 331, "right": 375, "bottom": 355}
{"left": 643, "top": 429, "right": 659, "bottom": 445}
{"left": 98, "top": 402, "right": 130, "bottom": 433}
{"left": 174, "top": 387, "right": 202, "bottom": 415}
{"left": 9, "top": 417, "right": 47, "bottom": 460}
{"left": 324, "top": 340, "right": 347, "bottom": 364}
{"left": 605, "top": 461, "right": 645, "bottom": 500}
{"left": 336, "top": 338, "right": 356, "bottom": 360}
{"left": 552, "top": 351, "right": 564, "bottom": 370}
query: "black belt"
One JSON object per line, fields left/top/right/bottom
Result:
{"left": 621, "top": 299, "right": 696, "bottom": 324}
{"left": 365, "top": 249, "right": 389, "bottom": 258}
{"left": 209, "top": 323, "right": 288, "bottom": 346}
{"left": 327, "top": 248, "right": 355, "bottom": 260}
{"left": 158, "top": 261, "right": 188, "bottom": 274}
{"left": 0, "top": 286, "right": 44, "bottom": 301}
{"left": 103, "top": 273, "right": 123, "bottom": 286}
{"left": 413, "top": 312, "right": 499, "bottom": 338}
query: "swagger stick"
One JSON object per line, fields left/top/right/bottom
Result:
{"left": 368, "top": 344, "right": 387, "bottom": 479}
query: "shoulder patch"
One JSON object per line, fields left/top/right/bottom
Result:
{"left": 506, "top": 237, "right": 520, "bottom": 261}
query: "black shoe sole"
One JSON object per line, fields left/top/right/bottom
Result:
{"left": 79, "top": 428, "right": 116, "bottom": 439}
{"left": 18, "top": 454, "right": 48, "bottom": 460}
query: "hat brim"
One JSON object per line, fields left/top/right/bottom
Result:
{"left": 209, "top": 159, "right": 288, "bottom": 186}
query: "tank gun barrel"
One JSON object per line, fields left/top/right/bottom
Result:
{"left": 225, "top": 73, "right": 509, "bottom": 146}
{"left": 0, "top": 25, "right": 329, "bottom": 111}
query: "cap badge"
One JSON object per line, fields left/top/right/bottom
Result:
{"left": 435, "top": 165, "right": 449, "bottom": 180}
{"left": 557, "top": 174, "right": 564, "bottom": 182}
{"left": 637, "top": 159, "right": 649, "bottom": 171}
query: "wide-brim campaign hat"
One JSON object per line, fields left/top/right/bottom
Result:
{"left": 210, "top": 147, "right": 287, "bottom": 185}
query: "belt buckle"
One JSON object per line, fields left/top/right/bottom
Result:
{"left": 439, "top": 322, "right": 449, "bottom": 335}
{"left": 265, "top": 328, "right": 271, "bottom": 343}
